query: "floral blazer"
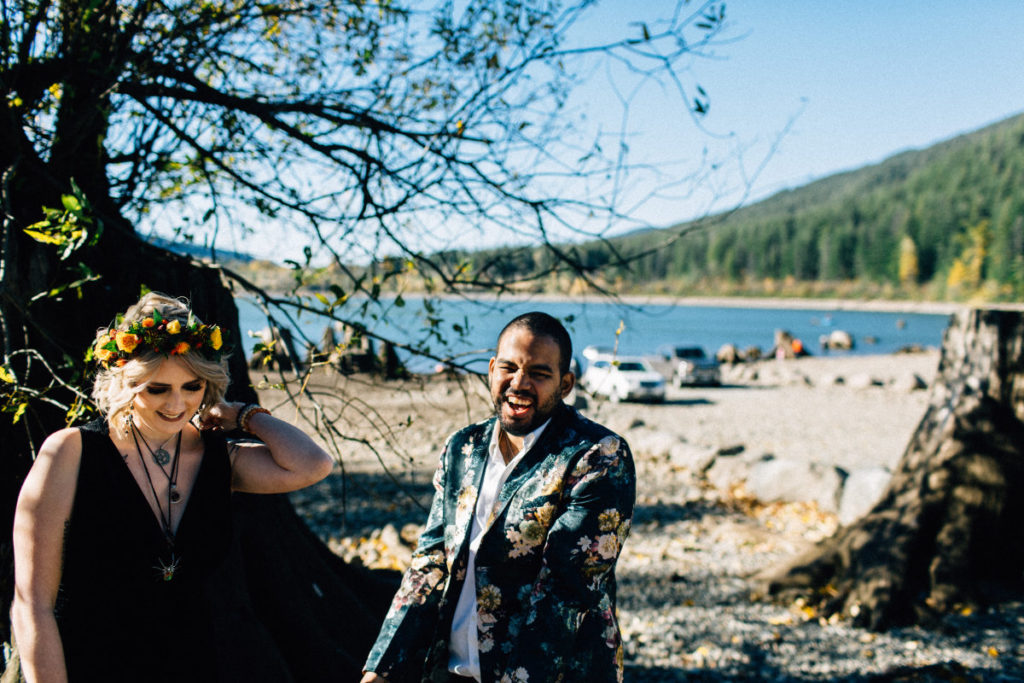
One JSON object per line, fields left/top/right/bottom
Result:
{"left": 364, "top": 403, "right": 635, "bottom": 683}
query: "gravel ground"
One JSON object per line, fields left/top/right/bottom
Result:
{"left": 278, "top": 353, "right": 1024, "bottom": 682}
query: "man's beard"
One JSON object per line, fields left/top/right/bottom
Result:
{"left": 494, "top": 390, "right": 562, "bottom": 436}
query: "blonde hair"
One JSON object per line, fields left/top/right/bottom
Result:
{"left": 91, "top": 292, "right": 230, "bottom": 426}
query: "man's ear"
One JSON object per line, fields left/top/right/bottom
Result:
{"left": 560, "top": 371, "right": 575, "bottom": 399}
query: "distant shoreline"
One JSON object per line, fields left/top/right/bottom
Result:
{"left": 245, "top": 290, "right": 1021, "bottom": 315}
{"left": 407, "top": 291, "right": 979, "bottom": 315}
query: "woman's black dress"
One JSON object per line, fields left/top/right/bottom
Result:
{"left": 55, "top": 421, "right": 232, "bottom": 682}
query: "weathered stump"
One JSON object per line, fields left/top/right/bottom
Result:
{"left": 765, "top": 308, "right": 1024, "bottom": 630}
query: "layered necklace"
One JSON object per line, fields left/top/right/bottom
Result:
{"left": 129, "top": 421, "right": 183, "bottom": 581}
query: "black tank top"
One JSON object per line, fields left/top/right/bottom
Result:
{"left": 56, "top": 420, "right": 232, "bottom": 681}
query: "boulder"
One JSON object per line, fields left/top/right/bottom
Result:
{"left": 891, "top": 372, "right": 927, "bottom": 393}
{"left": 745, "top": 458, "right": 845, "bottom": 512}
{"left": 668, "top": 443, "right": 720, "bottom": 473}
{"left": 846, "top": 372, "right": 881, "bottom": 390}
{"left": 717, "top": 343, "right": 741, "bottom": 364}
{"left": 824, "top": 329, "right": 855, "bottom": 350}
{"left": 837, "top": 466, "right": 892, "bottom": 525}
{"left": 705, "top": 448, "right": 763, "bottom": 492}
{"left": 626, "top": 427, "right": 686, "bottom": 460}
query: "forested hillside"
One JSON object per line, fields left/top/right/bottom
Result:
{"left": 458, "top": 112, "right": 1024, "bottom": 301}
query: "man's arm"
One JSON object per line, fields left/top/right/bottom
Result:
{"left": 362, "top": 437, "right": 455, "bottom": 680}
{"left": 501, "top": 435, "right": 636, "bottom": 683}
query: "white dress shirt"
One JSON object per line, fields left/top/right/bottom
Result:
{"left": 447, "top": 418, "right": 551, "bottom": 680}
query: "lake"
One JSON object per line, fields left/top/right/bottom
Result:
{"left": 235, "top": 295, "right": 953, "bottom": 373}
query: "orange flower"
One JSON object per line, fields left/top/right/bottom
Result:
{"left": 142, "top": 318, "right": 156, "bottom": 328}
{"left": 166, "top": 320, "right": 182, "bottom": 334}
{"left": 115, "top": 331, "right": 140, "bottom": 353}
{"left": 171, "top": 341, "right": 190, "bottom": 355}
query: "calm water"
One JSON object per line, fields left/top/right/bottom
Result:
{"left": 236, "top": 296, "right": 952, "bottom": 373}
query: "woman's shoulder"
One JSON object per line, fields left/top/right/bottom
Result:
{"left": 28, "top": 427, "right": 85, "bottom": 493}
{"left": 40, "top": 426, "right": 84, "bottom": 458}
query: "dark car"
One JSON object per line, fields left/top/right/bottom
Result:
{"left": 660, "top": 345, "right": 721, "bottom": 387}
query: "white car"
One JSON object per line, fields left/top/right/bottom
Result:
{"left": 581, "top": 355, "right": 666, "bottom": 403}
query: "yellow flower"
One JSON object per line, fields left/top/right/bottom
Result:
{"left": 172, "top": 341, "right": 190, "bottom": 355}
{"left": 115, "top": 331, "right": 140, "bottom": 353}
{"left": 166, "top": 320, "right": 182, "bottom": 334}
{"left": 95, "top": 347, "right": 115, "bottom": 362}
{"left": 209, "top": 326, "right": 223, "bottom": 350}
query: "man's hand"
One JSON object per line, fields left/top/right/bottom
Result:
{"left": 360, "top": 672, "right": 381, "bottom": 682}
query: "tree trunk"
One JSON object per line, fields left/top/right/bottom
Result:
{"left": 765, "top": 308, "right": 1024, "bottom": 630}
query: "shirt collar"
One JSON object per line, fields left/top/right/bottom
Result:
{"left": 488, "top": 416, "right": 552, "bottom": 462}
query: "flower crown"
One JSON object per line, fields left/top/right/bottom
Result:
{"left": 89, "top": 308, "right": 227, "bottom": 369}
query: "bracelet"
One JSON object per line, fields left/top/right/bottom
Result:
{"left": 238, "top": 403, "right": 271, "bottom": 432}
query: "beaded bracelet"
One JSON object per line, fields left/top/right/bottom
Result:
{"left": 238, "top": 403, "right": 271, "bottom": 432}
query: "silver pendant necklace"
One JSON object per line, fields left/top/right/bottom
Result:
{"left": 130, "top": 424, "right": 184, "bottom": 580}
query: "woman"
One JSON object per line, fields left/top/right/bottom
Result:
{"left": 11, "top": 292, "right": 334, "bottom": 682}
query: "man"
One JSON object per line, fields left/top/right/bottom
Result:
{"left": 362, "top": 312, "right": 635, "bottom": 683}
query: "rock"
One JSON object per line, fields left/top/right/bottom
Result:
{"left": 627, "top": 427, "right": 685, "bottom": 459}
{"left": 705, "top": 449, "right": 764, "bottom": 492}
{"left": 837, "top": 466, "right": 892, "bottom": 525}
{"left": 717, "top": 343, "right": 741, "bottom": 364}
{"left": 891, "top": 372, "right": 927, "bottom": 393}
{"left": 400, "top": 522, "right": 423, "bottom": 545}
{"left": 824, "top": 329, "right": 855, "bottom": 350}
{"left": 819, "top": 373, "right": 844, "bottom": 386}
{"left": 745, "top": 458, "right": 845, "bottom": 512}
{"left": 668, "top": 443, "right": 720, "bottom": 473}
{"left": 847, "top": 372, "right": 881, "bottom": 389}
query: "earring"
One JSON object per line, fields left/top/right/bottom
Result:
{"left": 122, "top": 407, "right": 134, "bottom": 438}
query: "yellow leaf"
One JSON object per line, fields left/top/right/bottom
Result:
{"left": 0, "top": 366, "right": 14, "bottom": 383}
{"left": 23, "top": 226, "right": 64, "bottom": 245}
{"left": 987, "top": 647, "right": 999, "bottom": 657}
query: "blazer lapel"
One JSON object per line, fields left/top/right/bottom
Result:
{"left": 485, "top": 404, "right": 571, "bottom": 531}
{"left": 448, "top": 422, "right": 492, "bottom": 560}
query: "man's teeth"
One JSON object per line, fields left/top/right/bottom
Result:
{"left": 506, "top": 396, "right": 532, "bottom": 407}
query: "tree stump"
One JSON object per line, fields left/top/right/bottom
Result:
{"left": 765, "top": 308, "right": 1024, "bottom": 630}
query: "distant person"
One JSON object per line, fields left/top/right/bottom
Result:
{"left": 12, "top": 292, "right": 334, "bottom": 682}
{"left": 361, "top": 312, "right": 636, "bottom": 682}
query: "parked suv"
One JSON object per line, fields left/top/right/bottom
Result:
{"left": 660, "top": 345, "right": 721, "bottom": 387}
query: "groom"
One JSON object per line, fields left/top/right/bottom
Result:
{"left": 362, "top": 311, "right": 635, "bottom": 683}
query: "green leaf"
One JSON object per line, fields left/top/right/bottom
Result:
{"left": 61, "top": 194, "right": 83, "bottom": 213}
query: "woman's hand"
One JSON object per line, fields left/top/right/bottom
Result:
{"left": 196, "top": 401, "right": 244, "bottom": 432}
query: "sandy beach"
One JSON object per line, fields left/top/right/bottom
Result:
{"left": 272, "top": 348, "right": 1024, "bottom": 680}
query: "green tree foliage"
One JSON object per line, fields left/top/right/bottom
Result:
{"left": 456, "top": 113, "right": 1024, "bottom": 300}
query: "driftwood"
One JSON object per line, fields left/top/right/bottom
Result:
{"left": 766, "top": 308, "right": 1024, "bottom": 630}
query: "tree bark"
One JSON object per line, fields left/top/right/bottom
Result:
{"left": 765, "top": 308, "right": 1024, "bottom": 630}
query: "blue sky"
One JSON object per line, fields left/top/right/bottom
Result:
{"left": 164, "top": 2, "right": 1024, "bottom": 260}
{"left": 573, "top": 1, "right": 1024, "bottom": 230}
